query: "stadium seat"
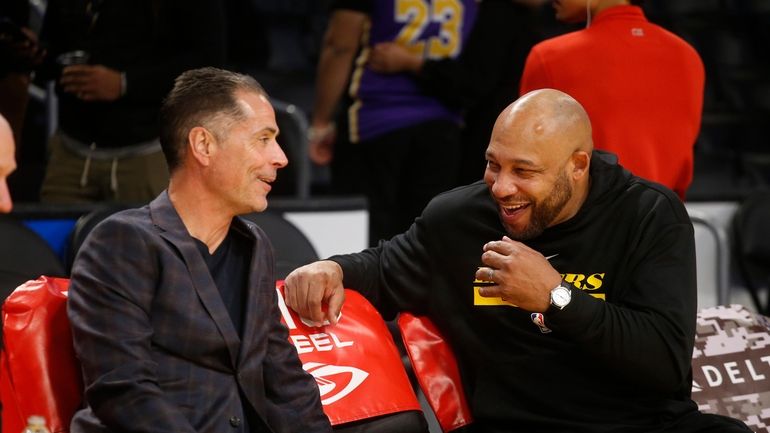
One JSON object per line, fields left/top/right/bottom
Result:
{"left": 275, "top": 282, "right": 427, "bottom": 432}
{"left": 65, "top": 204, "right": 130, "bottom": 273}
{"left": 398, "top": 313, "right": 473, "bottom": 433}
{"left": 1, "top": 276, "right": 79, "bottom": 433}
{"left": 242, "top": 212, "right": 319, "bottom": 279}
{"left": 0, "top": 215, "right": 66, "bottom": 306}
{"left": 270, "top": 99, "right": 312, "bottom": 200}
{"left": 688, "top": 210, "right": 730, "bottom": 307}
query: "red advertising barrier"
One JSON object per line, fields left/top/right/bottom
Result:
{"left": 275, "top": 282, "right": 421, "bottom": 425}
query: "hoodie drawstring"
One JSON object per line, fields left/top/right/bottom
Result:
{"left": 110, "top": 158, "right": 119, "bottom": 193}
{"left": 79, "top": 142, "right": 96, "bottom": 187}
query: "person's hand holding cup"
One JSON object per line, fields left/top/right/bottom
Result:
{"left": 58, "top": 51, "right": 123, "bottom": 102}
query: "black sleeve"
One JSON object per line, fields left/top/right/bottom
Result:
{"left": 547, "top": 199, "right": 697, "bottom": 395}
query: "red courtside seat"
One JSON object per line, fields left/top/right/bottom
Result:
{"left": 398, "top": 313, "right": 473, "bottom": 433}
{"left": 1, "top": 276, "right": 81, "bottom": 433}
{"left": 275, "top": 282, "right": 426, "bottom": 432}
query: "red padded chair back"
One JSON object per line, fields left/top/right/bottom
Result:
{"left": 398, "top": 313, "right": 473, "bottom": 432}
{"left": 1, "top": 276, "right": 82, "bottom": 433}
{"left": 275, "top": 282, "right": 422, "bottom": 426}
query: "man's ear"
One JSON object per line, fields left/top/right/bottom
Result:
{"left": 188, "top": 126, "right": 215, "bottom": 166}
{"left": 571, "top": 150, "right": 590, "bottom": 180}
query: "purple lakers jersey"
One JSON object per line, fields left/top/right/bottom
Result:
{"left": 346, "top": 0, "right": 478, "bottom": 142}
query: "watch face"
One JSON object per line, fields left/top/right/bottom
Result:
{"left": 551, "top": 286, "right": 571, "bottom": 308}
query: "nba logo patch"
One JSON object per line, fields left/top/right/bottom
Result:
{"left": 531, "top": 313, "right": 552, "bottom": 334}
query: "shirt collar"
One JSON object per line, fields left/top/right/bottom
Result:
{"left": 592, "top": 5, "right": 647, "bottom": 26}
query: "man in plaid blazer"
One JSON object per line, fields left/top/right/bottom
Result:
{"left": 67, "top": 67, "right": 332, "bottom": 433}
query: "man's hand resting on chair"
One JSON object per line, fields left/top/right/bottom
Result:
{"left": 285, "top": 260, "right": 346, "bottom": 327}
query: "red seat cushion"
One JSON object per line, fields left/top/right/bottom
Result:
{"left": 1, "top": 276, "right": 82, "bottom": 433}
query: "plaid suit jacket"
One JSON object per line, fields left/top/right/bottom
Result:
{"left": 67, "top": 191, "right": 331, "bottom": 433}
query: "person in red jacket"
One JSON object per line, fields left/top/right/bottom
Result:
{"left": 520, "top": 0, "right": 704, "bottom": 199}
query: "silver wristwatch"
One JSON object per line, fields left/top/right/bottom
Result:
{"left": 549, "top": 283, "right": 572, "bottom": 311}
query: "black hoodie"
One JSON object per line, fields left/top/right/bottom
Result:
{"left": 332, "top": 151, "right": 702, "bottom": 433}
